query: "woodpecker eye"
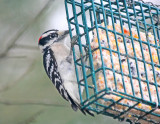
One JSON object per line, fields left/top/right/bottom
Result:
{"left": 50, "top": 33, "right": 58, "bottom": 39}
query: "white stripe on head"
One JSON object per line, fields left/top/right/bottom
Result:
{"left": 41, "top": 29, "right": 58, "bottom": 39}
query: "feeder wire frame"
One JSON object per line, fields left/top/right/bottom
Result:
{"left": 65, "top": 0, "right": 160, "bottom": 123}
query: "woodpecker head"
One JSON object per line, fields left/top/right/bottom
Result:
{"left": 38, "top": 29, "right": 70, "bottom": 52}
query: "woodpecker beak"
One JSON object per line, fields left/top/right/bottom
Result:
{"left": 58, "top": 30, "right": 69, "bottom": 36}
{"left": 57, "top": 29, "right": 73, "bottom": 41}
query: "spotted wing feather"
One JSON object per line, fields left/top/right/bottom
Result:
{"left": 43, "top": 49, "right": 94, "bottom": 116}
{"left": 43, "top": 49, "right": 69, "bottom": 100}
{"left": 43, "top": 49, "right": 80, "bottom": 109}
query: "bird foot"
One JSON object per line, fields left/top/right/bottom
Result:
{"left": 69, "top": 35, "right": 78, "bottom": 55}
{"left": 66, "top": 35, "right": 79, "bottom": 64}
{"left": 71, "top": 35, "right": 78, "bottom": 48}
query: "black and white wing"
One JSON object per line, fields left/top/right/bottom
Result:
{"left": 43, "top": 49, "right": 80, "bottom": 110}
{"left": 43, "top": 49, "right": 94, "bottom": 116}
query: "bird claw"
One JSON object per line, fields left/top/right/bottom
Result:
{"left": 84, "top": 46, "right": 89, "bottom": 57}
{"left": 71, "top": 35, "right": 89, "bottom": 62}
{"left": 66, "top": 35, "right": 79, "bottom": 63}
{"left": 71, "top": 35, "right": 78, "bottom": 47}
{"left": 69, "top": 35, "right": 79, "bottom": 54}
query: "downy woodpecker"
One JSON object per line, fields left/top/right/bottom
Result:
{"left": 38, "top": 29, "right": 93, "bottom": 116}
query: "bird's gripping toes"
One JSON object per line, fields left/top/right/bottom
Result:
{"left": 38, "top": 29, "right": 94, "bottom": 116}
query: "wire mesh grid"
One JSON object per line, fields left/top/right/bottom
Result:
{"left": 65, "top": 0, "right": 160, "bottom": 123}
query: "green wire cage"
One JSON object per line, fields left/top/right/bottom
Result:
{"left": 65, "top": 0, "right": 160, "bottom": 123}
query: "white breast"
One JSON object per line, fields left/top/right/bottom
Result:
{"left": 50, "top": 39, "right": 80, "bottom": 103}
{"left": 50, "top": 41, "right": 77, "bottom": 82}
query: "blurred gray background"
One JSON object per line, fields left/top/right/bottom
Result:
{"left": 0, "top": 0, "right": 159, "bottom": 124}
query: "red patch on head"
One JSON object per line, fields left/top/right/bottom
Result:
{"left": 38, "top": 36, "right": 43, "bottom": 43}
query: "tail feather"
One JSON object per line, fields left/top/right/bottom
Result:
{"left": 83, "top": 109, "right": 94, "bottom": 117}
{"left": 77, "top": 104, "right": 94, "bottom": 117}
{"left": 67, "top": 92, "right": 94, "bottom": 116}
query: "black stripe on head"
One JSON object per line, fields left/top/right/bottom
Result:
{"left": 39, "top": 30, "right": 59, "bottom": 46}
{"left": 42, "top": 29, "right": 58, "bottom": 35}
{"left": 39, "top": 36, "right": 50, "bottom": 46}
